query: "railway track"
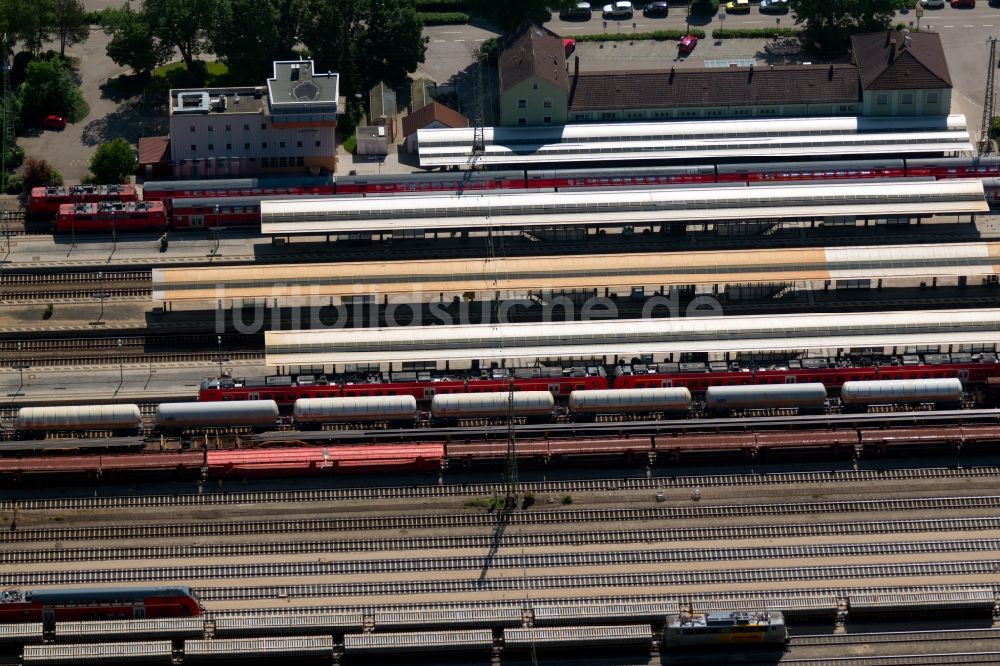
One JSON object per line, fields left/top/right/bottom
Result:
{"left": 0, "top": 270, "right": 152, "bottom": 285}
{"left": 0, "top": 332, "right": 264, "bottom": 366}
{"left": 8, "top": 539, "right": 1000, "bottom": 587}
{"left": 6, "top": 496, "right": 1000, "bottom": 544}
{"left": 792, "top": 628, "right": 1000, "bottom": 647}
{"left": 4, "top": 467, "right": 1000, "bottom": 513}
{"left": 188, "top": 559, "right": 1000, "bottom": 601}
{"left": 8, "top": 516, "right": 1000, "bottom": 564}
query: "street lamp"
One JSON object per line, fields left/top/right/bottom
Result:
{"left": 92, "top": 271, "right": 110, "bottom": 327}
{"left": 213, "top": 335, "right": 229, "bottom": 379}
{"left": 117, "top": 338, "right": 123, "bottom": 388}
{"left": 10, "top": 342, "right": 29, "bottom": 398}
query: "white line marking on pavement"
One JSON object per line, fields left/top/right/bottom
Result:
{"left": 455, "top": 39, "right": 465, "bottom": 41}
{"left": 433, "top": 39, "right": 446, "bottom": 42}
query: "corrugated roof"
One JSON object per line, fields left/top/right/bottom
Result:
{"left": 568, "top": 65, "right": 860, "bottom": 111}
{"left": 402, "top": 101, "right": 469, "bottom": 138}
{"left": 851, "top": 31, "right": 952, "bottom": 91}
{"left": 499, "top": 22, "right": 568, "bottom": 93}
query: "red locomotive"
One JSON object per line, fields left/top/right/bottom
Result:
{"left": 27, "top": 184, "right": 138, "bottom": 217}
{"left": 55, "top": 201, "right": 167, "bottom": 233}
{"left": 0, "top": 586, "right": 201, "bottom": 624}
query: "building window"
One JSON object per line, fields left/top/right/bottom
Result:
{"left": 532, "top": 83, "right": 538, "bottom": 90}
{"left": 518, "top": 117, "right": 527, "bottom": 126}
{"left": 543, "top": 116, "right": 552, "bottom": 124}
{"left": 262, "top": 142, "right": 267, "bottom": 148}
{"left": 279, "top": 156, "right": 288, "bottom": 167}
{"left": 261, "top": 122, "right": 267, "bottom": 129}
{"left": 902, "top": 93, "right": 914, "bottom": 104}
{"left": 190, "top": 125, "right": 195, "bottom": 132}
{"left": 601, "top": 112, "right": 616, "bottom": 120}
{"left": 315, "top": 140, "right": 321, "bottom": 147}
{"left": 928, "top": 92, "right": 939, "bottom": 104}
{"left": 876, "top": 93, "right": 888, "bottom": 105}
{"left": 297, "top": 140, "right": 303, "bottom": 148}
{"left": 261, "top": 157, "right": 269, "bottom": 167}
{"left": 543, "top": 98, "right": 552, "bottom": 109}
{"left": 279, "top": 141, "right": 285, "bottom": 148}
{"left": 244, "top": 142, "right": 250, "bottom": 149}
{"left": 190, "top": 144, "right": 196, "bottom": 151}
{"left": 243, "top": 123, "right": 250, "bottom": 130}
{"left": 517, "top": 99, "right": 527, "bottom": 109}
{"left": 208, "top": 125, "right": 213, "bottom": 131}
{"left": 226, "top": 143, "right": 232, "bottom": 150}
{"left": 297, "top": 156, "right": 304, "bottom": 166}
{"left": 208, "top": 143, "right": 213, "bottom": 150}
{"left": 225, "top": 124, "right": 231, "bottom": 131}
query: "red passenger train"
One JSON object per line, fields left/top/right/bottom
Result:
{"left": 0, "top": 586, "right": 201, "bottom": 624}
{"left": 199, "top": 353, "right": 1000, "bottom": 408}
{"left": 27, "top": 184, "right": 138, "bottom": 217}
{"left": 55, "top": 201, "right": 168, "bottom": 233}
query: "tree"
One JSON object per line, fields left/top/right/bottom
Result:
{"left": 301, "top": 0, "right": 427, "bottom": 94}
{"left": 19, "top": 56, "right": 87, "bottom": 124}
{"left": 89, "top": 138, "right": 135, "bottom": 184}
{"left": 21, "top": 157, "right": 63, "bottom": 190}
{"left": 101, "top": 4, "right": 172, "bottom": 76}
{"left": 53, "top": 0, "right": 90, "bottom": 58}
{"left": 12, "top": 0, "right": 58, "bottom": 56}
{"left": 790, "top": 0, "right": 896, "bottom": 53}
{"left": 466, "top": 0, "right": 574, "bottom": 32}
{"left": 208, "top": 0, "right": 303, "bottom": 81}
{"left": 142, "top": 0, "right": 216, "bottom": 72}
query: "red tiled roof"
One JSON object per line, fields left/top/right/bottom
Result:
{"left": 851, "top": 31, "right": 952, "bottom": 91}
{"left": 137, "top": 136, "right": 170, "bottom": 165}
{"left": 402, "top": 101, "right": 469, "bottom": 138}
{"left": 568, "top": 65, "right": 860, "bottom": 111}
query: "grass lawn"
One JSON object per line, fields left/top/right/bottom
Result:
{"left": 151, "top": 60, "right": 232, "bottom": 88}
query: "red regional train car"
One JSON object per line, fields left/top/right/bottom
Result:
{"left": 28, "top": 184, "right": 138, "bottom": 217}
{"left": 55, "top": 201, "right": 168, "bottom": 233}
{"left": 0, "top": 586, "right": 201, "bottom": 624}
{"left": 141, "top": 175, "right": 335, "bottom": 201}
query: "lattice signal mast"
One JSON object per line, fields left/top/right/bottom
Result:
{"left": 979, "top": 36, "right": 997, "bottom": 156}
{"left": 471, "top": 51, "right": 486, "bottom": 161}
{"left": 1, "top": 34, "right": 13, "bottom": 183}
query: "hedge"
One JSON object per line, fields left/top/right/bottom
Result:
{"left": 574, "top": 29, "right": 707, "bottom": 42}
{"left": 414, "top": 0, "right": 468, "bottom": 8}
{"left": 712, "top": 27, "right": 799, "bottom": 39}
{"left": 418, "top": 11, "right": 469, "bottom": 24}
{"left": 991, "top": 117, "right": 1000, "bottom": 140}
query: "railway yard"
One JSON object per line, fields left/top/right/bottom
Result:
{"left": 11, "top": 122, "right": 1000, "bottom": 664}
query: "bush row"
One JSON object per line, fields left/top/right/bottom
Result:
{"left": 574, "top": 29, "right": 707, "bottom": 42}
{"left": 414, "top": 0, "right": 468, "bottom": 8}
{"left": 418, "top": 11, "right": 469, "bottom": 25}
{"left": 712, "top": 27, "right": 799, "bottom": 39}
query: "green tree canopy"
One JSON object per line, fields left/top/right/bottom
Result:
{"left": 790, "top": 0, "right": 896, "bottom": 53}
{"left": 143, "top": 0, "right": 216, "bottom": 71}
{"left": 101, "top": 3, "right": 172, "bottom": 76}
{"left": 53, "top": 0, "right": 89, "bottom": 57}
{"left": 208, "top": 0, "right": 304, "bottom": 80}
{"left": 19, "top": 56, "right": 87, "bottom": 124}
{"left": 467, "top": 0, "right": 574, "bottom": 32}
{"left": 89, "top": 138, "right": 135, "bottom": 184}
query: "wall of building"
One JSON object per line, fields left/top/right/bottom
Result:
{"left": 500, "top": 77, "right": 568, "bottom": 127}
{"left": 861, "top": 88, "right": 950, "bottom": 117}
{"left": 568, "top": 102, "right": 860, "bottom": 123}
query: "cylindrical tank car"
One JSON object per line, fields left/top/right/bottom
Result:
{"left": 293, "top": 396, "right": 418, "bottom": 426}
{"left": 568, "top": 388, "right": 691, "bottom": 419}
{"left": 705, "top": 383, "right": 828, "bottom": 413}
{"left": 431, "top": 391, "right": 555, "bottom": 422}
{"left": 840, "top": 378, "right": 963, "bottom": 408}
{"left": 15, "top": 404, "right": 143, "bottom": 437}
{"left": 156, "top": 400, "right": 279, "bottom": 432}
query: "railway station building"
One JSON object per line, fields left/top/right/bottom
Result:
{"left": 497, "top": 24, "right": 952, "bottom": 126}
{"left": 157, "top": 60, "right": 343, "bottom": 178}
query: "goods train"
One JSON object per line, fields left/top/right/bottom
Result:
{"left": 0, "top": 586, "right": 201, "bottom": 624}
{"left": 29, "top": 156, "right": 1000, "bottom": 232}
{"left": 4, "top": 379, "right": 970, "bottom": 439}
{"left": 198, "top": 352, "right": 999, "bottom": 407}
{"left": 664, "top": 611, "right": 788, "bottom": 646}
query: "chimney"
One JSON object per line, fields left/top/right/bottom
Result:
{"left": 574, "top": 55, "right": 580, "bottom": 79}
{"left": 828, "top": 64, "right": 834, "bottom": 80}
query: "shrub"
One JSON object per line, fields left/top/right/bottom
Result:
{"left": 417, "top": 11, "right": 469, "bottom": 24}
{"left": 89, "top": 138, "right": 136, "bottom": 184}
{"left": 690, "top": 0, "right": 720, "bottom": 15}
{"left": 342, "top": 134, "right": 357, "bottom": 154}
{"left": 476, "top": 37, "right": 499, "bottom": 59}
{"left": 892, "top": 22, "right": 921, "bottom": 31}
{"left": 521, "top": 493, "right": 535, "bottom": 510}
{"left": 713, "top": 28, "right": 799, "bottom": 39}
{"left": 21, "top": 158, "right": 63, "bottom": 190}
{"left": 414, "top": 0, "right": 468, "bottom": 8}
{"left": 1, "top": 173, "right": 22, "bottom": 195}
{"left": 575, "top": 29, "right": 706, "bottom": 43}
{"left": 561, "top": 495, "right": 573, "bottom": 505}
{"left": 43, "top": 304, "right": 54, "bottom": 320}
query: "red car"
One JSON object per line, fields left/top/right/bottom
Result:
{"left": 563, "top": 38, "right": 577, "bottom": 55}
{"left": 951, "top": 0, "right": 974, "bottom": 5}
{"left": 42, "top": 115, "right": 67, "bottom": 130}
{"left": 678, "top": 34, "right": 698, "bottom": 54}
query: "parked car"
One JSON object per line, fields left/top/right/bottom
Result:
{"left": 759, "top": 0, "right": 789, "bottom": 12}
{"left": 726, "top": 0, "right": 752, "bottom": 12}
{"left": 563, "top": 38, "right": 577, "bottom": 55}
{"left": 602, "top": 1, "right": 634, "bottom": 19}
{"left": 919, "top": 0, "right": 945, "bottom": 6}
{"left": 678, "top": 34, "right": 698, "bottom": 54}
{"left": 950, "top": 0, "right": 974, "bottom": 6}
{"left": 560, "top": 1, "right": 593, "bottom": 19}
{"left": 643, "top": 1, "right": 669, "bottom": 16}
{"left": 41, "top": 115, "right": 66, "bottom": 130}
